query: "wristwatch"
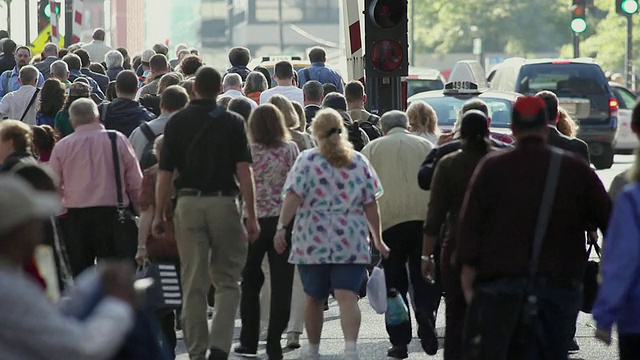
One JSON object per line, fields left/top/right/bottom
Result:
{"left": 421, "top": 254, "right": 434, "bottom": 262}
{"left": 276, "top": 223, "right": 286, "bottom": 231}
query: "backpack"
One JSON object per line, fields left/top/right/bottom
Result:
{"left": 346, "top": 121, "right": 365, "bottom": 151}
{"left": 359, "top": 114, "right": 383, "bottom": 141}
{"left": 139, "top": 122, "right": 159, "bottom": 170}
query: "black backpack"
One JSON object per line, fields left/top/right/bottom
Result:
{"left": 346, "top": 121, "right": 365, "bottom": 151}
{"left": 359, "top": 114, "right": 383, "bottom": 141}
{"left": 139, "top": 122, "right": 159, "bottom": 170}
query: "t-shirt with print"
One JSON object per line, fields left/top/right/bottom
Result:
{"left": 251, "top": 141, "right": 300, "bottom": 218}
{"left": 283, "top": 148, "right": 383, "bottom": 265}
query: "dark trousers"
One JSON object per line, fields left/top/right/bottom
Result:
{"left": 620, "top": 333, "right": 640, "bottom": 360}
{"left": 441, "top": 245, "right": 465, "bottom": 360}
{"left": 381, "top": 221, "right": 441, "bottom": 346}
{"left": 64, "top": 207, "right": 136, "bottom": 276}
{"left": 239, "top": 217, "right": 294, "bottom": 357}
{"left": 464, "top": 281, "right": 581, "bottom": 360}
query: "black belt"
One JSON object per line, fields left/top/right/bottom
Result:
{"left": 177, "top": 189, "right": 238, "bottom": 197}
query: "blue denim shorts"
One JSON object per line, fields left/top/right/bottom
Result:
{"left": 298, "top": 264, "right": 366, "bottom": 299}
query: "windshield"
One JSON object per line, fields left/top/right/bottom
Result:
{"left": 411, "top": 96, "right": 513, "bottom": 128}
{"left": 407, "top": 79, "right": 445, "bottom": 98}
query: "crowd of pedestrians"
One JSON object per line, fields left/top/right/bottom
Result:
{"left": 0, "top": 29, "right": 637, "bottom": 360}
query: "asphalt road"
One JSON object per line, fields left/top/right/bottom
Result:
{"left": 176, "top": 154, "right": 636, "bottom": 360}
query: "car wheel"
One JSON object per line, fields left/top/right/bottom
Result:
{"left": 591, "top": 143, "right": 614, "bottom": 170}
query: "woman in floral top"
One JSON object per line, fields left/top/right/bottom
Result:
{"left": 235, "top": 104, "right": 300, "bottom": 360}
{"left": 274, "top": 108, "right": 390, "bottom": 360}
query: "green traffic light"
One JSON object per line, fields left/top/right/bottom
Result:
{"left": 571, "top": 18, "right": 587, "bottom": 33}
{"left": 43, "top": 3, "right": 60, "bottom": 18}
{"left": 621, "top": 0, "right": 639, "bottom": 14}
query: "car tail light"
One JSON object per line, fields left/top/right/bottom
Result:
{"left": 552, "top": 60, "right": 571, "bottom": 64}
{"left": 609, "top": 98, "right": 619, "bottom": 118}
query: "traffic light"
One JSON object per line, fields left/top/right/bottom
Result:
{"left": 571, "top": 0, "right": 587, "bottom": 34}
{"left": 364, "top": 0, "right": 409, "bottom": 77}
{"left": 37, "top": 1, "right": 61, "bottom": 34}
{"left": 617, "top": 0, "right": 639, "bottom": 15}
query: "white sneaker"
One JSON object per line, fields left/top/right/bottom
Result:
{"left": 302, "top": 345, "right": 320, "bottom": 360}
{"left": 286, "top": 332, "right": 301, "bottom": 349}
{"left": 344, "top": 349, "right": 359, "bottom": 360}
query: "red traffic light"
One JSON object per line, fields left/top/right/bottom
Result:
{"left": 370, "top": 40, "right": 404, "bottom": 73}
{"left": 368, "top": 0, "right": 407, "bottom": 29}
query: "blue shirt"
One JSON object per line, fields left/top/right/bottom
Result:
{"left": 297, "top": 62, "right": 344, "bottom": 93}
{"left": 593, "top": 182, "right": 640, "bottom": 334}
{"left": 0, "top": 67, "right": 45, "bottom": 98}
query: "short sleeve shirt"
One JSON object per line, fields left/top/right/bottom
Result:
{"left": 283, "top": 148, "right": 383, "bottom": 265}
{"left": 251, "top": 141, "right": 299, "bottom": 218}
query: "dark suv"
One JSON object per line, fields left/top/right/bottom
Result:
{"left": 488, "top": 58, "right": 618, "bottom": 169}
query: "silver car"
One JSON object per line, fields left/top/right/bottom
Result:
{"left": 610, "top": 82, "right": 639, "bottom": 154}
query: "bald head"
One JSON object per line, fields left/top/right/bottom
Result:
{"left": 43, "top": 43, "right": 58, "bottom": 57}
{"left": 223, "top": 73, "right": 243, "bottom": 91}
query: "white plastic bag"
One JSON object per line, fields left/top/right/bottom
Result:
{"left": 367, "top": 266, "right": 387, "bottom": 314}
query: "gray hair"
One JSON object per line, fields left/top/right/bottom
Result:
{"left": 43, "top": 43, "right": 58, "bottom": 57}
{"left": 244, "top": 71, "right": 268, "bottom": 94}
{"left": 380, "top": 110, "right": 409, "bottom": 133}
{"left": 19, "top": 65, "right": 39, "bottom": 85}
{"left": 303, "top": 80, "right": 323, "bottom": 102}
{"left": 104, "top": 50, "right": 124, "bottom": 69}
{"left": 69, "top": 98, "right": 99, "bottom": 126}
{"left": 50, "top": 60, "right": 68, "bottom": 77}
{"left": 223, "top": 73, "right": 242, "bottom": 89}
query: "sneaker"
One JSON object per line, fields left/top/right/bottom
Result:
{"left": 286, "top": 332, "right": 301, "bottom": 349}
{"left": 233, "top": 345, "right": 258, "bottom": 358}
{"left": 387, "top": 345, "right": 409, "bottom": 359}
{"left": 208, "top": 347, "right": 229, "bottom": 360}
{"left": 302, "top": 345, "right": 320, "bottom": 360}
{"left": 344, "top": 349, "right": 360, "bottom": 360}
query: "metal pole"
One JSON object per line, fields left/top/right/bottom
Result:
{"left": 410, "top": 0, "right": 415, "bottom": 66}
{"left": 573, "top": 32, "right": 580, "bottom": 58}
{"left": 24, "top": 0, "right": 30, "bottom": 45}
{"left": 6, "top": 0, "right": 11, "bottom": 35}
{"left": 626, "top": 15, "right": 633, "bottom": 90}
{"left": 278, "top": 0, "right": 283, "bottom": 53}
{"left": 64, "top": 0, "right": 72, "bottom": 47}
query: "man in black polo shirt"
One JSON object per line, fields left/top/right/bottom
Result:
{"left": 153, "top": 66, "right": 259, "bottom": 360}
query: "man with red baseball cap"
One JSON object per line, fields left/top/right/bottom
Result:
{"left": 455, "top": 96, "right": 611, "bottom": 359}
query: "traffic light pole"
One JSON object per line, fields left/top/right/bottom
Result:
{"left": 64, "top": 0, "right": 72, "bottom": 47}
{"left": 25, "top": 0, "right": 30, "bottom": 45}
{"left": 573, "top": 32, "right": 580, "bottom": 58}
{"left": 626, "top": 15, "right": 634, "bottom": 89}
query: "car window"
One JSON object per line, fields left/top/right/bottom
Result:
{"left": 413, "top": 96, "right": 513, "bottom": 127}
{"left": 614, "top": 86, "right": 637, "bottom": 110}
{"left": 516, "top": 64, "right": 610, "bottom": 121}
{"left": 407, "top": 80, "right": 444, "bottom": 98}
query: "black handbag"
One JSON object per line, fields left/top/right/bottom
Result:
{"left": 136, "top": 261, "right": 182, "bottom": 311}
{"left": 463, "top": 148, "right": 563, "bottom": 360}
{"left": 581, "top": 242, "right": 602, "bottom": 313}
{"left": 108, "top": 131, "right": 138, "bottom": 262}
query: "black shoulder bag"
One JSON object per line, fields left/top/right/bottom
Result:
{"left": 108, "top": 131, "right": 139, "bottom": 263}
{"left": 463, "top": 148, "right": 563, "bottom": 360}
{"left": 20, "top": 88, "right": 40, "bottom": 122}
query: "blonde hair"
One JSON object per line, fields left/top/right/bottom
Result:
{"left": 153, "top": 134, "right": 164, "bottom": 158}
{"left": 291, "top": 101, "right": 306, "bottom": 131}
{"left": 312, "top": 108, "right": 353, "bottom": 168}
{"left": 557, "top": 107, "right": 579, "bottom": 137}
{"left": 0, "top": 120, "right": 32, "bottom": 153}
{"left": 268, "top": 94, "right": 300, "bottom": 129}
{"left": 407, "top": 101, "right": 439, "bottom": 135}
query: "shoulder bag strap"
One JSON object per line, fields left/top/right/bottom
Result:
{"left": 100, "top": 103, "right": 109, "bottom": 123}
{"left": 107, "top": 131, "right": 126, "bottom": 215}
{"left": 529, "top": 148, "right": 563, "bottom": 279}
{"left": 139, "top": 122, "right": 156, "bottom": 142}
{"left": 20, "top": 88, "right": 40, "bottom": 122}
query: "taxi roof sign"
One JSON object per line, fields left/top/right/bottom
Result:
{"left": 443, "top": 81, "right": 481, "bottom": 95}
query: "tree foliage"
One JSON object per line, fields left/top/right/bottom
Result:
{"left": 413, "top": 0, "right": 573, "bottom": 55}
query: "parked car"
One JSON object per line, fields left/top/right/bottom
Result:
{"left": 610, "top": 81, "right": 640, "bottom": 154}
{"left": 488, "top": 58, "right": 618, "bottom": 169}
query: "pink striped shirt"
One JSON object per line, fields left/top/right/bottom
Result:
{"left": 49, "top": 123, "right": 143, "bottom": 209}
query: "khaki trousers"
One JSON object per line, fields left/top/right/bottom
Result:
{"left": 174, "top": 195, "right": 247, "bottom": 360}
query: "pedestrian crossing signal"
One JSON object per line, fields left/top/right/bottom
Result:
{"left": 617, "top": 0, "right": 639, "bottom": 15}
